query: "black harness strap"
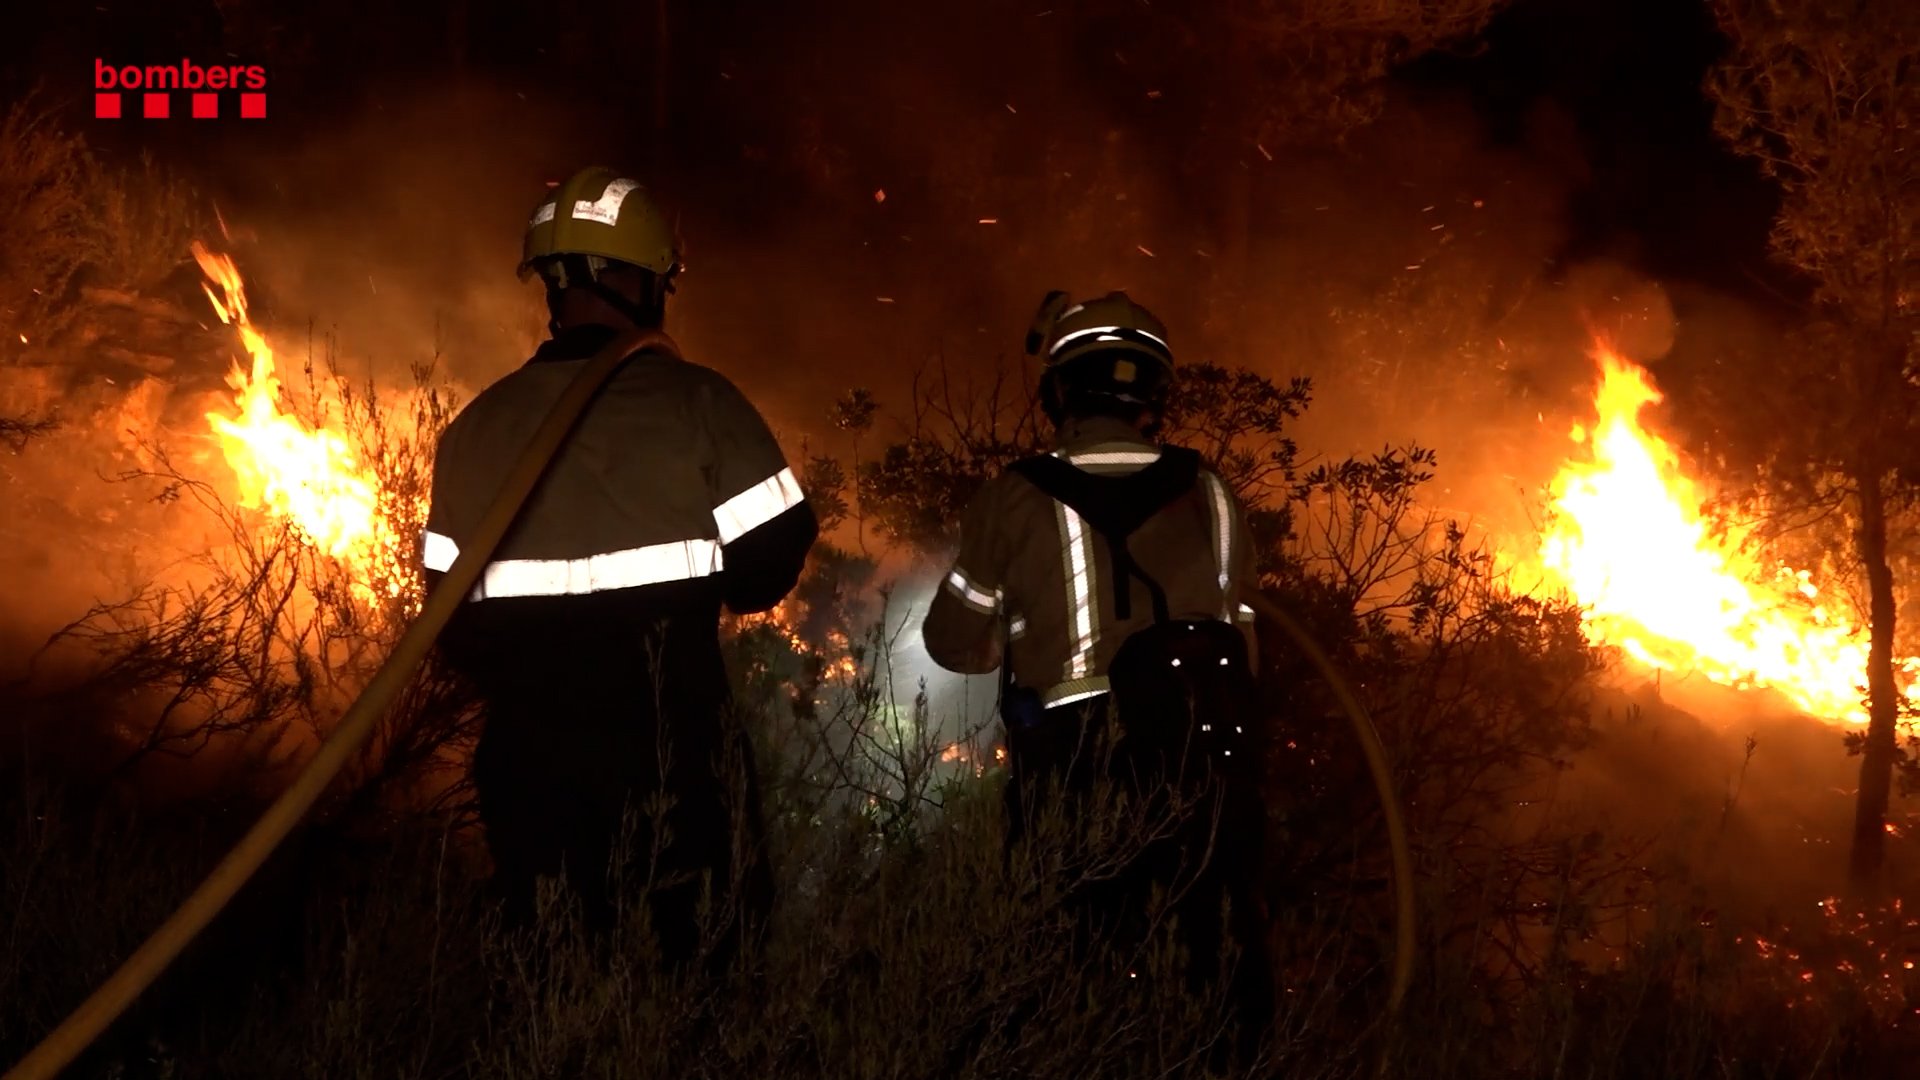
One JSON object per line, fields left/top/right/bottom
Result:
{"left": 1008, "top": 446, "right": 1201, "bottom": 624}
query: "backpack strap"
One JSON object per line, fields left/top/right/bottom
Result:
{"left": 1008, "top": 446, "right": 1202, "bottom": 624}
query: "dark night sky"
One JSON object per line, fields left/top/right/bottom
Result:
{"left": 8, "top": 0, "right": 1783, "bottom": 303}
{"left": 1411, "top": 0, "right": 1786, "bottom": 299}
{"left": 3, "top": 0, "right": 1802, "bottom": 473}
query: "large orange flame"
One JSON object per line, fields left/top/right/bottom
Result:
{"left": 193, "top": 242, "right": 415, "bottom": 606}
{"left": 1535, "top": 346, "right": 1913, "bottom": 725}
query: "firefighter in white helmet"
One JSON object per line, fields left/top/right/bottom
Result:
{"left": 922, "top": 290, "right": 1271, "bottom": 1045}
{"left": 421, "top": 167, "right": 816, "bottom": 965}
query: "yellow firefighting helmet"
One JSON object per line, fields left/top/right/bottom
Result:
{"left": 518, "top": 166, "right": 681, "bottom": 280}
{"left": 1025, "top": 290, "right": 1175, "bottom": 425}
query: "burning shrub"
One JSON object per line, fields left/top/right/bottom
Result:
{"left": 0, "top": 413, "right": 56, "bottom": 452}
{"left": 0, "top": 95, "right": 95, "bottom": 347}
{"left": 8, "top": 315, "right": 473, "bottom": 820}
{"left": 0, "top": 97, "right": 206, "bottom": 350}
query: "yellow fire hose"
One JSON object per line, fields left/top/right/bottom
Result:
{"left": 4, "top": 327, "right": 1415, "bottom": 1074}
{"left": 1245, "top": 594, "right": 1416, "bottom": 1020}
{"left": 2, "top": 327, "right": 668, "bottom": 1080}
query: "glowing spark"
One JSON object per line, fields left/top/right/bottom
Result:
{"left": 1137, "top": 245, "right": 1155, "bottom": 257}
{"left": 978, "top": 218, "right": 999, "bottom": 224}
{"left": 873, "top": 188, "right": 886, "bottom": 203}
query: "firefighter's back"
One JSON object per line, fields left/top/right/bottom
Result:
{"left": 426, "top": 330, "right": 782, "bottom": 718}
{"left": 433, "top": 339, "right": 735, "bottom": 584}
{"left": 978, "top": 451, "right": 1248, "bottom": 708}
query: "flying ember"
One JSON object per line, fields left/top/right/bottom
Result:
{"left": 192, "top": 242, "right": 414, "bottom": 604}
{"left": 1534, "top": 346, "right": 1911, "bottom": 726}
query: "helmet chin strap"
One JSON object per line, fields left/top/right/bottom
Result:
{"left": 1041, "top": 372, "right": 1166, "bottom": 436}
{"left": 586, "top": 279, "right": 658, "bottom": 329}
{"left": 542, "top": 255, "right": 671, "bottom": 335}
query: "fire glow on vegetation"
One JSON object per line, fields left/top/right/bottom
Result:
{"left": 1532, "top": 346, "right": 1916, "bottom": 726}
{"left": 192, "top": 242, "right": 421, "bottom": 606}
{"left": 941, "top": 741, "right": 1008, "bottom": 778}
{"left": 738, "top": 601, "right": 859, "bottom": 679}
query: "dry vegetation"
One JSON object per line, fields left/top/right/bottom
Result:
{"left": 0, "top": 100, "right": 1917, "bottom": 1080}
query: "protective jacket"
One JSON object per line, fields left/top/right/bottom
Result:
{"left": 419, "top": 324, "right": 814, "bottom": 947}
{"left": 922, "top": 415, "right": 1256, "bottom": 708}
{"left": 422, "top": 324, "right": 815, "bottom": 614}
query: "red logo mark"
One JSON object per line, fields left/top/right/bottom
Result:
{"left": 93, "top": 59, "right": 268, "bottom": 120}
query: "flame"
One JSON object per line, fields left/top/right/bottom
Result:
{"left": 939, "top": 740, "right": 1006, "bottom": 778}
{"left": 193, "top": 242, "right": 416, "bottom": 605}
{"left": 1533, "top": 347, "right": 1914, "bottom": 725}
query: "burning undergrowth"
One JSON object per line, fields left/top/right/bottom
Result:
{"left": 0, "top": 71, "right": 1915, "bottom": 1074}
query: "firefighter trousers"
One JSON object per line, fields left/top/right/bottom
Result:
{"left": 445, "top": 590, "right": 772, "bottom": 973}
{"left": 1004, "top": 694, "right": 1274, "bottom": 1047}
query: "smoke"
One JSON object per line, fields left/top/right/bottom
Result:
{"left": 1547, "top": 677, "right": 1902, "bottom": 916}
{"left": 192, "top": 82, "right": 572, "bottom": 393}
{"left": 13, "top": 5, "right": 1897, "bottom": 897}
{"left": 878, "top": 569, "right": 1003, "bottom": 746}
{"left": 122, "top": 14, "right": 1713, "bottom": 497}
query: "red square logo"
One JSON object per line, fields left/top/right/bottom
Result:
{"left": 191, "top": 93, "right": 218, "bottom": 119}
{"left": 239, "top": 93, "right": 266, "bottom": 119}
{"left": 142, "top": 93, "right": 169, "bottom": 119}
{"left": 95, "top": 93, "right": 121, "bottom": 119}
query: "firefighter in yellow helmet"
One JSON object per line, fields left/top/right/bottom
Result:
{"left": 921, "top": 291, "right": 1272, "bottom": 1049}
{"left": 421, "top": 168, "right": 817, "bottom": 963}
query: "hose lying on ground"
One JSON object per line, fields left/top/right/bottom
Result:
{"left": 2, "top": 327, "right": 671, "bottom": 1080}
{"left": 1244, "top": 593, "right": 1416, "bottom": 1020}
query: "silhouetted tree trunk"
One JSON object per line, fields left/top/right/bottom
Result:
{"left": 1706, "top": 0, "right": 1920, "bottom": 895}
{"left": 1850, "top": 464, "right": 1900, "bottom": 886}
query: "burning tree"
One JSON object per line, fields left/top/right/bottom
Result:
{"left": 1704, "top": 0, "right": 1920, "bottom": 893}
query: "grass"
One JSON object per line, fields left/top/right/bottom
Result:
{"left": 2, "top": 708, "right": 1917, "bottom": 1080}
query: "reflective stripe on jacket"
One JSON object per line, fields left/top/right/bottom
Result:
{"left": 921, "top": 415, "right": 1257, "bottom": 707}
{"left": 422, "top": 325, "right": 813, "bottom": 611}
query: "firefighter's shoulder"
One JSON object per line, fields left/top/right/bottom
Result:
{"left": 960, "top": 468, "right": 1033, "bottom": 516}
{"left": 613, "top": 351, "right": 765, "bottom": 416}
{"left": 433, "top": 372, "right": 518, "bottom": 452}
